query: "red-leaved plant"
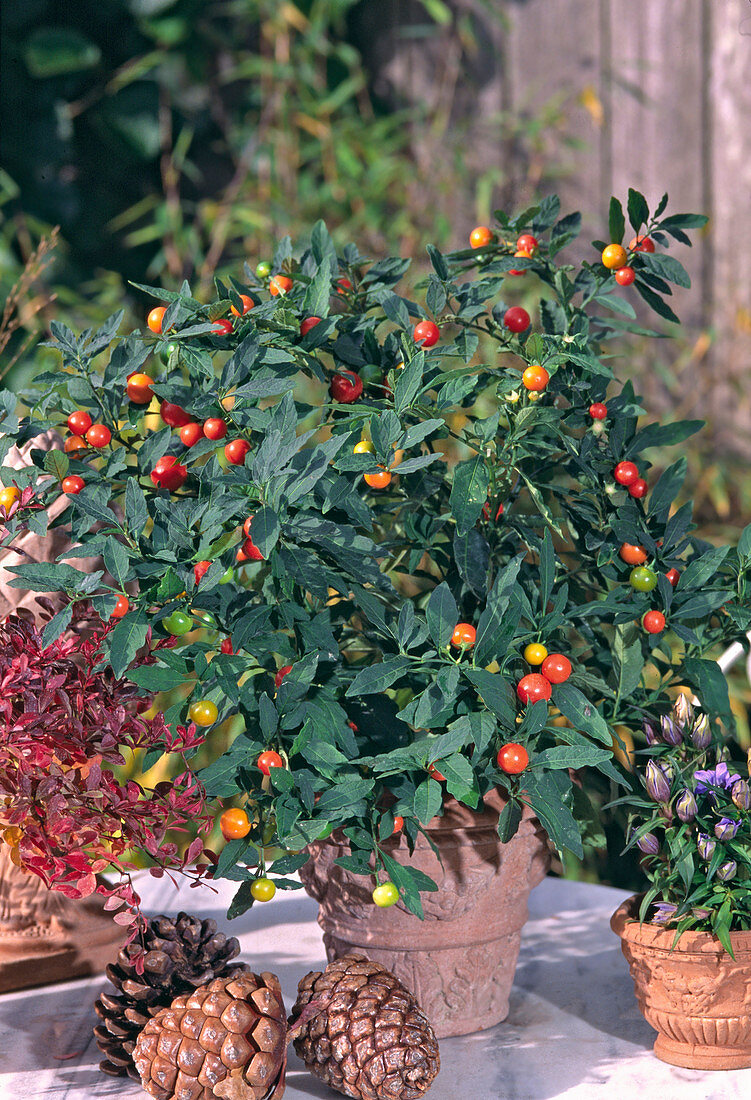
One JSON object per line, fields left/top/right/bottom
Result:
{"left": 0, "top": 605, "right": 212, "bottom": 938}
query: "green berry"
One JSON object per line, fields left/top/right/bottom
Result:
{"left": 255, "top": 261, "right": 272, "bottom": 280}
{"left": 164, "top": 610, "right": 193, "bottom": 635}
{"left": 372, "top": 881, "right": 399, "bottom": 907}
{"left": 630, "top": 566, "right": 658, "bottom": 592}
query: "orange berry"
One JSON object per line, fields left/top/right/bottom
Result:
{"left": 220, "top": 808, "right": 251, "bottom": 840}
{"left": 364, "top": 469, "right": 392, "bottom": 490}
{"left": 469, "top": 226, "right": 494, "bottom": 249}
{"left": 126, "top": 372, "right": 155, "bottom": 404}
{"left": 269, "top": 275, "right": 293, "bottom": 296}
{"left": 147, "top": 306, "right": 168, "bottom": 333}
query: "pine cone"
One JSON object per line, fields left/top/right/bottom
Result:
{"left": 133, "top": 971, "right": 287, "bottom": 1100}
{"left": 95, "top": 911, "right": 248, "bottom": 1080}
{"left": 290, "top": 954, "right": 440, "bottom": 1100}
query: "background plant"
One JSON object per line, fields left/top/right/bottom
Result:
{"left": 0, "top": 607, "right": 211, "bottom": 931}
{"left": 619, "top": 693, "right": 751, "bottom": 946}
{"left": 2, "top": 188, "right": 749, "bottom": 917}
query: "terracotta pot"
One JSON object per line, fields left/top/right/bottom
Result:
{"left": 0, "top": 846, "right": 126, "bottom": 993}
{"left": 300, "top": 792, "right": 551, "bottom": 1037}
{"left": 611, "top": 894, "right": 751, "bottom": 1069}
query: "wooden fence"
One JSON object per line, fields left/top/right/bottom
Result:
{"left": 354, "top": 0, "right": 751, "bottom": 455}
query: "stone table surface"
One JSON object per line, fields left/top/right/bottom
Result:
{"left": 1, "top": 875, "right": 749, "bottom": 1100}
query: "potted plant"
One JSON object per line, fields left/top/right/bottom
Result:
{"left": 611, "top": 693, "right": 751, "bottom": 1069}
{"left": 1, "top": 189, "right": 747, "bottom": 1035}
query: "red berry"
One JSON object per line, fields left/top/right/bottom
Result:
{"left": 589, "top": 403, "right": 607, "bottom": 420}
{"left": 224, "top": 439, "right": 251, "bottom": 465}
{"left": 194, "top": 560, "right": 211, "bottom": 585}
{"left": 620, "top": 543, "right": 648, "bottom": 566}
{"left": 147, "top": 306, "right": 167, "bottom": 333}
{"left": 230, "top": 294, "right": 254, "bottom": 317}
{"left": 269, "top": 275, "right": 293, "bottom": 296}
{"left": 629, "top": 235, "right": 655, "bottom": 253}
{"left": 237, "top": 536, "right": 263, "bottom": 562}
{"left": 642, "top": 610, "right": 666, "bottom": 634}
{"left": 64, "top": 435, "right": 87, "bottom": 454}
{"left": 300, "top": 316, "right": 322, "bottom": 336}
{"left": 540, "top": 653, "right": 572, "bottom": 684}
{"left": 330, "top": 371, "right": 363, "bottom": 404}
{"left": 61, "top": 475, "right": 85, "bottom": 495}
{"left": 497, "top": 743, "right": 530, "bottom": 774}
{"left": 665, "top": 568, "right": 680, "bottom": 586}
{"left": 220, "top": 637, "right": 234, "bottom": 654}
{"left": 274, "top": 664, "right": 292, "bottom": 688}
{"left": 516, "top": 234, "right": 539, "bottom": 255}
{"left": 150, "top": 456, "right": 188, "bottom": 491}
{"left": 413, "top": 320, "right": 440, "bottom": 347}
{"left": 428, "top": 764, "right": 446, "bottom": 782}
{"left": 503, "top": 306, "right": 531, "bottom": 334}
{"left": 160, "top": 401, "right": 192, "bottom": 428}
{"left": 258, "top": 750, "right": 283, "bottom": 775}
{"left": 516, "top": 673, "right": 552, "bottom": 705}
{"left": 392, "top": 815, "right": 404, "bottom": 834}
{"left": 203, "top": 418, "right": 227, "bottom": 441}
{"left": 212, "top": 319, "right": 233, "bottom": 336}
{"left": 614, "top": 461, "right": 639, "bottom": 486}
{"left": 614, "top": 266, "right": 636, "bottom": 286}
{"left": 67, "top": 410, "right": 92, "bottom": 435}
{"left": 111, "top": 595, "right": 129, "bottom": 618}
{"left": 179, "top": 422, "right": 204, "bottom": 447}
{"left": 86, "top": 423, "right": 111, "bottom": 448}
{"left": 451, "top": 623, "right": 476, "bottom": 648}
{"left": 336, "top": 277, "right": 353, "bottom": 292}
{"left": 482, "top": 501, "right": 505, "bottom": 521}
{"left": 628, "top": 478, "right": 648, "bottom": 499}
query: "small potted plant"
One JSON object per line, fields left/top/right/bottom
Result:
{"left": 1, "top": 189, "right": 748, "bottom": 1035}
{"left": 611, "top": 693, "right": 751, "bottom": 1070}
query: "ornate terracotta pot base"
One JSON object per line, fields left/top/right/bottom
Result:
{"left": 611, "top": 894, "right": 751, "bottom": 1070}
{"left": 0, "top": 847, "right": 126, "bottom": 994}
{"left": 300, "top": 793, "right": 551, "bottom": 1038}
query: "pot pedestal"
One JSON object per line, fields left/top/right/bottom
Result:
{"left": 300, "top": 793, "right": 551, "bottom": 1038}
{"left": 611, "top": 894, "right": 751, "bottom": 1070}
{"left": 0, "top": 847, "right": 125, "bottom": 994}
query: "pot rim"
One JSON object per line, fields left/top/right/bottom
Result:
{"left": 610, "top": 892, "right": 751, "bottom": 957}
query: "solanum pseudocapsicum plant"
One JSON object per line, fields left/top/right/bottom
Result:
{"left": 2, "top": 188, "right": 750, "bottom": 920}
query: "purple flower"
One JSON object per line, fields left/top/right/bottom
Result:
{"left": 673, "top": 694, "right": 693, "bottom": 728}
{"left": 693, "top": 762, "right": 741, "bottom": 798}
{"left": 651, "top": 901, "right": 678, "bottom": 924}
{"left": 731, "top": 779, "right": 751, "bottom": 811}
{"left": 714, "top": 817, "right": 740, "bottom": 841}
{"left": 689, "top": 713, "right": 711, "bottom": 750}
{"left": 692, "top": 907, "right": 711, "bottom": 921}
{"left": 645, "top": 760, "right": 672, "bottom": 803}
{"left": 675, "top": 789, "right": 697, "bottom": 823}
{"left": 643, "top": 720, "right": 660, "bottom": 746}
{"left": 697, "top": 833, "right": 716, "bottom": 860}
{"left": 636, "top": 832, "right": 660, "bottom": 855}
{"left": 717, "top": 860, "right": 737, "bottom": 882}
{"left": 661, "top": 714, "right": 683, "bottom": 746}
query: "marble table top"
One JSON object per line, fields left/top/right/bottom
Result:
{"left": 1, "top": 875, "right": 749, "bottom": 1100}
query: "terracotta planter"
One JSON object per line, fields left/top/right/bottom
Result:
{"left": 0, "top": 846, "right": 126, "bottom": 993}
{"left": 611, "top": 894, "right": 751, "bottom": 1069}
{"left": 300, "top": 792, "right": 551, "bottom": 1037}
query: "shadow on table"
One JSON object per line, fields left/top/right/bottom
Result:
{"left": 514, "top": 902, "right": 654, "bottom": 1049}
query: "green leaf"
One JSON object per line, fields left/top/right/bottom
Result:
{"left": 25, "top": 28, "right": 101, "bottom": 78}
{"left": 640, "top": 252, "right": 691, "bottom": 289}
{"left": 648, "top": 458, "right": 686, "bottom": 521}
{"left": 426, "top": 582, "right": 458, "bottom": 649}
{"left": 453, "top": 528, "right": 489, "bottom": 597}
{"left": 539, "top": 528, "right": 555, "bottom": 612}
{"left": 613, "top": 622, "right": 644, "bottom": 699}
{"left": 426, "top": 243, "right": 449, "bottom": 279}
{"left": 496, "top": 799, "right": 523, "bottom": 843}
{"left": 103, "top": 540, "right": 130, "bottom": 588}
{"left": 41, "top": 604, "right": 73, "bottom": 649}
{"left": 627, "top": 188, "right": 649, "bottom": 233}
{"left": 227, "top": 881, "right": 255, "bottom": 919}
{"left": 740, "top": 523, "right": 751, "bottom": 560}
{"left": 449, "top": 456, "right": 488, "bottom": 537}
{"left": 552, "top": 683, "right": 611, "bottom": 745}
{"left": 394, "top": 353, "right": 424, "bottom": 415}
{"left": 682, "top": 658, "right": 731, "bottom": 722}
{"left": 678, "top": 546, "right": 730, "bottom": 590}
{"left": 608, "top": 197, "right": 625, "bottom": 244}
{"left": 522, "top": 771, "right": 583, "bottom": 858}
{"left": 464, "top": 668, "right": 516, "bottom": 727}
{"left": 5, "top": 561, "right": 98, "bottom": 593}
{"left": 518, "top": 472, "right": 565, "bottom": 537}
{"left": 43, "top": 449, "right": 69, "bottom": 480}
{"left": 474, "top": 558, "right": 523, "bottom": 667}
{"left": 249, "top": 506, "right": 279, "bottom": 557}
{"left": 634, "top": 281, "right": 680, "bottom": 324}
{"left": 346, "top": 657, "right": 411, "bottom": 697}
{"left": 533, "top": 745, "right": 613, "bottom": 770}
{"left": 413, "top": 779, "right": 443, "bottom": 825}
{"left": 108, "top": 612, "right": 148, "bottom": 678}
